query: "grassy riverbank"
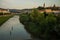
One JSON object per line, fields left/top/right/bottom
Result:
{"left": 19, "top": 9, "right": 60, "bottom": 40}
{"left": 0, "top": 15, "right": 13, "bottom": 26}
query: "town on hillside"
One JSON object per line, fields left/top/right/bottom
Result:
{"left": 0, "top": 3, "right": 60, "bottom": 16}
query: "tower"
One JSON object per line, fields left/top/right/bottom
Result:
{"left": 53, "top": 4, "right": 56, "bottom": 7}
{"left": 43, "top": 3, "right": 45, "bottom": 7}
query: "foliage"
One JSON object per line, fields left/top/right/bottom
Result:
{"left": 0, "top": 12, "right": 3, "bottom": 15}
{"left": 37, "top": 6, "right": 45, "bottom": 10}
{"left": 0, "top": 15, "right": 13, "bottom": 26}
{"left": 19, "top": 9, "right": 60, "bottom": 40}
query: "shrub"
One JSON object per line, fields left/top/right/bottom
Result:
{"left": 19, "top": 9, "right": 60, "bottom": 40}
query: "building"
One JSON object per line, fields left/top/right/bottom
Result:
{"left": 0, "top": 8, "right": 10, "bottom": 13}
{"left": 0, "top": 8, "right": 10, "bottom": 15}
{"left": 38, "top": 3, "right": 60, "bottom": 14}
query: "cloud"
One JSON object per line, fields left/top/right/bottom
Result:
{"left": 0, "top": 0, "right": 60, "bottom": 9}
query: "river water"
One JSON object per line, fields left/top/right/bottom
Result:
{"left": 0, "top": 15, "right": 31, "bottom": 40}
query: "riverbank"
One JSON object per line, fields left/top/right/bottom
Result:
{"left": 0, "top": 15, "right": 13, "bottom": 26}
{"left": 0, "top": 15, "right": 31, "bottom": 40}
{"left": 19, "top": 9, "right": 60, "bottom": 40}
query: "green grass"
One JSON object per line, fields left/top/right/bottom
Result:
{"left": 0, "top": 15, "right": 13, "bottom": 26}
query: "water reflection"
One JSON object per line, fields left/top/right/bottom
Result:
{"left": 12, "top": 27, "right": 13, "bottom": 30}
{"left": 0, "top": 15, "right": 31, "bottom": 40}
{"left": 10, "top": 30, "right": 12, "bottom": 36}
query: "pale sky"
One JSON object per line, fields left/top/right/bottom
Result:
{"left": 0, "top": 0, "right": 60, "bottom": 9}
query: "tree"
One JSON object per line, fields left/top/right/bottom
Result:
{"left": 19, "top": 8, "right": 60, "bottom": 40}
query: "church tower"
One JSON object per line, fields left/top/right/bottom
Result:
{"left": 53, "top": 4, "right": 56, "bottom": 7}
{"left": 43, "top": 3, "right": 45, "bottom": 7}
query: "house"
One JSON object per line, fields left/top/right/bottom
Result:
{"left": 38, "top": 3, "right": 60, "bottom": 15}
{"left": 0, "top": 8, "right": 10, "bottom": 13}
{"left": 0, "top": 8, "right": 10, "bottom": 15}
{"left": 45, "top": 9, "right": 52, "bottom": 13}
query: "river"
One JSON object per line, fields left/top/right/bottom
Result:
{"left": 0, "top": 15, "right": 31, "bottom": 40}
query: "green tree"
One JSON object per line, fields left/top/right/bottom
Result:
{"left": 19, "top": 9, "right": 60, "bottom": 40}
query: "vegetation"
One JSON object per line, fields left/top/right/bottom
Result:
{"left": 0, "top": 12, "right": 3, "bottom": 15}
{"left": 0, "top": 12, "right": 11, "bottom": 15}
{"left": 0, "top": 15, "right": 13, "bottom": 26}
{"left": 19, "top": 9, "right": 60, "bottom": 40}
{"left": 37, "top": 6, "right": 45, "bottom": 10}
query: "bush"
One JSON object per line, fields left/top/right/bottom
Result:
{"left": 19, "top": 9, "right": 60, "bottom": 40}
{"left": 0, "top": 12, "right": 3, "bottom": 15}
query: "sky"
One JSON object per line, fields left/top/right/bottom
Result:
{"left": 0, "top": 0, "right": 60, "bottom": 9}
